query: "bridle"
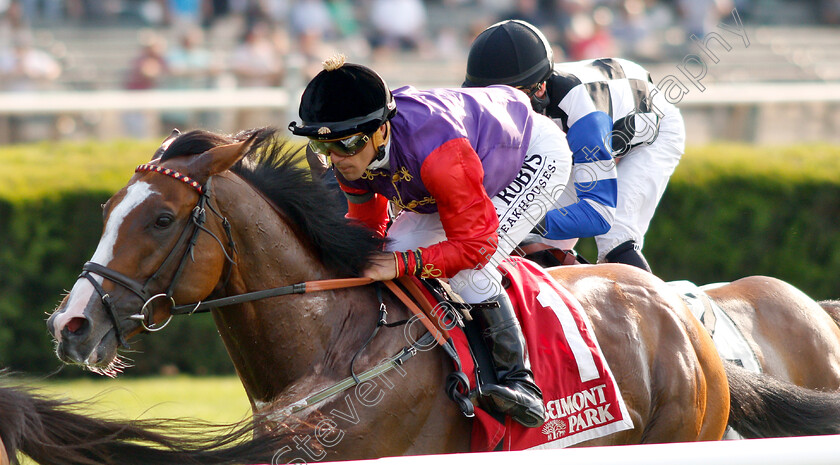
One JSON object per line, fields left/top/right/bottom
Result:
{"left": 75, "top": 156, "right": 474, "bottom": 417}
{"left": 79, "top": 163, "right": 236, "bottom": 347}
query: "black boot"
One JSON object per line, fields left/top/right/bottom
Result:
{"left": 475, "top": 293, "right": 546, "bottom": 428}
{"left": 604, "top": 240, "right": 651, "bottom": 273}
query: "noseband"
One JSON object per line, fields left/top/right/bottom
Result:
{"left": 79, "top": 164, "right": 236, "bottom": 348}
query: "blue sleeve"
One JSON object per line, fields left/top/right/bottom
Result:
{"left": 542, "top": 111, "right": 618, "bottom": 240}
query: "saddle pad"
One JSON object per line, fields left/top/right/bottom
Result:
{"left": 445, "top": 257, "right": 633, "bottom": 451}
{"left": 668, "top": 280, "right": 762, "bottom": 374}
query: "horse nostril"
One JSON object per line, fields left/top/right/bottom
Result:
{"left": 65, "top": 317, "right": 88, "bottom": 335}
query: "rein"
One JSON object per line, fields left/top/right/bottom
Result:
{"left": 79, "top": 165, "right": 232, "bottom": 347}
{"left": 82, "top": 159, "right": 473, "bottom": 418}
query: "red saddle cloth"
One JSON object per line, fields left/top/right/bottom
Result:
{"left": 435, "top": 257, "right": 633, "bottom": 451}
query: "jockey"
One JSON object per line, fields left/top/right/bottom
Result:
{"left": 463, "top": 20, "right": 686, "bottom": 272}
{"left": 289, "top": 55, "right": 573, "bottom": 428}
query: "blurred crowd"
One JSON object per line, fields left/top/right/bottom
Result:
{"left": 1, "top": 0, "right": 838, "bottom": 141}
{"left": 2, "top": 0, "right": 840, "bottom": 95}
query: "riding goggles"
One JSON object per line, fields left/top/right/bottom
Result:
{"left": 308, "top": 133, "right": 371, "bottom": 157}
{"left": 516, "top": 81, "right": 543, "bottom": 97}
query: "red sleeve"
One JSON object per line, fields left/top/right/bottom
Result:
{"left": 400, "top": 138, "right": 498, "bottom": 279}
{"left": 338, "top": 179, "right": 389, "bottom": 239}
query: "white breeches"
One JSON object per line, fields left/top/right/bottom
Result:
{"left": 386, "top": 114, "right": 572, "bottom": 302}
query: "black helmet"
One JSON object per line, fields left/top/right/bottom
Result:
{"left": 463, "top": 20, "right": 553, "bottom": 88}
{"left": 289, "top": 55, "right": 397, "bottom": 140}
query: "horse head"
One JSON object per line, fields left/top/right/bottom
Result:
{"left": 46, "top": 129, "right": 262, "bottom": 376}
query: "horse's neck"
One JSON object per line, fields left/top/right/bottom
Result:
{"left": 210, "top": 177, "right": 471, "bottom": 458}
{"left": 211, "top": 180, "right": 383, "bottom": 402}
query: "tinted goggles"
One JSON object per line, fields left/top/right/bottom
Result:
{"left": 308, "top": 133, "right": 371, "bottom": 157}
{"left": 516, "top": 82, "right": 543, "bottom": 96}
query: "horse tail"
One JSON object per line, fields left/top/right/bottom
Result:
{"left": 818, "top": 300, "right": 840, "bottom": 328}
{"left": 0, "top": 382, "right": 281, "bottom": 465}
{"left": 724, "top": 362, "right": 840, "bottom": 438}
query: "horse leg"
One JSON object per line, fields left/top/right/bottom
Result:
{"left": 707, "top": 277, "right": 840, "bottom": 390}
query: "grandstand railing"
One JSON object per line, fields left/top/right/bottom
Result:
{"left": 1, "top": 82, "right": 839, "bottom": 143}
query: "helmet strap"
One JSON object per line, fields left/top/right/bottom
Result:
{"left": 371, "top": 123, "right": 389, "bottom": 161}
{"left": 530, "top": 82, "right": 550, "bottom": 114}
{"left": 530, "top": 92, "right": 550, "bottom": 114}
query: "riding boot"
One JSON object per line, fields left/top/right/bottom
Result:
{"left": 604, "top": 240, "right": 651, "bottom": 273}
{"left": 475, "top": 292, "right": 546, "bottom": 428}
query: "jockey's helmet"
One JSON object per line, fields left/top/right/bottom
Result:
{"left": 462, "top": 20, "right": 553, "bottom": 89}
{"left": 289, "top": 55, "right": 397, "bottom": 141}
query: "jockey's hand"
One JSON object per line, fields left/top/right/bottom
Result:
{"left": 362, "top": 252, "right": 398, "bottom": 281}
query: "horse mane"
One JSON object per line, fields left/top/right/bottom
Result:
{"left": 161, "top": 128, "right": 385, "bottom": 277}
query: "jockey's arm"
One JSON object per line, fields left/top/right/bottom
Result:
{"left": 541, "top": 111, "right": 617, "bottom": 240}
{"left": 338, "top": 181, "right": 390, "bottom": 238}
{"left": 400, "top": 138, "right": 499, "bottom": 278}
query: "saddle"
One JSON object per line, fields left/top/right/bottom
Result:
{"left": 390, "top": 258, "right": 632, "bottom": 451}
{"left": 515, "top": 241, "right": 589, "bottom": 267}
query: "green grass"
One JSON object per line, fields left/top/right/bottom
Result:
{"left": 25, "top": 375, "right": 252, "bottom": 422}
{"left": 16, "top": 375, "right": 252, "bottom": 465}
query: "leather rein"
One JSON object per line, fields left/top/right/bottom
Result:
{"left": 80, "top": 163, "right": 373, "bottom": 347}
{"left": 81, "top": 160, "right": 473, "bottom": 418}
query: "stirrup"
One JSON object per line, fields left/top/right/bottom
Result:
{"left": 479, "top": 383, "right": 546, "bottom": 428}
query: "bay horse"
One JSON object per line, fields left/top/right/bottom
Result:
{"left": 524, "top": 251, "right": 840, "bottom": 391}
{"left": 0, "top": 374, "right": 291, "bottom": 465}
{"left": 46, "top": 128, "right": 840, "bottom": 460}
{"left": 704, "top": 281, "right": 840, "bottom": 390}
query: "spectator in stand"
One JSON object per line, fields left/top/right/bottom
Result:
{"left": 123, "top": 31, "right": 168, "bottom": 137}
{"left": 157, "top": 0, "right": 208, "bottom": 28}
{"left": 289, "top": 0, "right": 333, "bottom": 39}
{"left": 676, "top": 0, "right": 732, "bottom": 39}
{"left": 1, "top": 1, "right": 28, "bottom": 47}
{"left": 564, "top": 4, "right": 617, "bottom": 60}
{"left": 230, "top": 21, "right": 284, "bottom": 88}
{"left": 0, "top": 32, "right": 62, "bottom": 142}
{"left": 610, "top": 0, "right": 650, "bottom": 59}
{"left": 125, "top": 31, "right": 168, "bottom": 91}
{"left": 368, "top": 0, "right": 428, "bottom": 56}
{"left": 497, "top": 0, "right": 552, "bottom": 28}
{"left": 230, "top": 21, "right": 285, "bottom": 128}
{"left": 823, "top": 0, "right": 840, "bottom": 24}
{"left": 164, "top": 27, "right": 219, "bottom": 128}
{"left": 166, "top": 27, "right": 217, "bottom": 89}
{"left": 289, "top": 0, "right": 335, "bottom": 79}
{"left": 0, "top": 33, "right": 62, "bottom": 92}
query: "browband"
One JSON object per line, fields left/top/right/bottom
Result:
{"left": 136, "top": 164, "right": 204, "bottom": 194}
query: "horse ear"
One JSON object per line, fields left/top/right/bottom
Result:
{"left": 199, "top": 131, "right": 260, "bottom": 176}
{"left": 152, "top": 128, "right": 182, "bottom": 161}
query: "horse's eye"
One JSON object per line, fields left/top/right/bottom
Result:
{"left": 155, "top": 214, "right": 174, "bottom": 229}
